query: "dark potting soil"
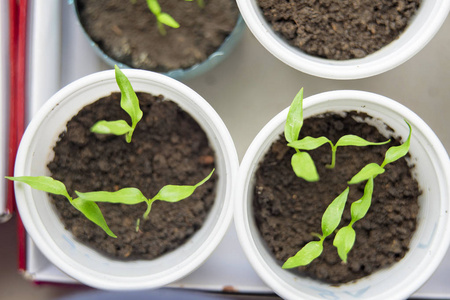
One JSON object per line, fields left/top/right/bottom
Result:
{"left": 253, "top": 111, "right": 420, "bottom": 284}
{"left": 47, "top": 92, "right": 216, "bottom": 260}
{"left": 258, "top": 0, "right": 421, "bottom": 60}
{"left": 76, "top": 0, "right": 239, "bottom": 71}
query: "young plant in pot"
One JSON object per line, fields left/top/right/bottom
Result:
{"left": 9, "top": 67, "right": 238, "bottom": 290}
{"left": 234, "top": 89, "right": 450, "bottom": 300}
{"left": 236, "top": 0, "right": 450, "bottom": 79}
{"left": 72, "top": 0, "right": 245, "bottom": 80}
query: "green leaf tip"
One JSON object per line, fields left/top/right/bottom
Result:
{"left": 349, "top": 177, "right": 374, "bottom": 222}
{"left": 285, "top": 88, "right": 304, "bottom": 144}
{"left": 152, "top": 169, "right": 214, "bottom": 202}
{"left": 146, "top": 0, "right": 161, "bottom": 15}
{"left": 6, "top": 175, "right": 72, "bottom": 201}
{"left": 282, "top": 240, "right": 323, "bottom": 269}
{"left": 90, "top": 120, "right": 132, "bottom": 135}
{"left": 288, "top": 136, "right": 331, "bottom": 151}
{"left": 335, "top": 135, "right": 390, "bottom": 148}
{"left": 284, "top": 88, "right": 303, "bottom": 143}
{"left": 381, "top": 120, "right": 412, "bottom": 168}
{"left": 321, "top": 187, "right": 350, "bottom": 237}
{"left": 158, "top": 13, "right": 180, "bottom": 28}
{"left": 348, "top": 163, "right": 385, "bottom": 185}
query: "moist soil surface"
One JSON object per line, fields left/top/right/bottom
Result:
{"left": 258, "top": 0, "right": 421, "bottom": 60}
{"left": 48, "top": 92, "right": 216, "bottom": 260}
{"left": 76, "top": 0, "right": 239, "bottom": 71}
{"left": 253, "top": 111, "right": 420, "bottom": 284}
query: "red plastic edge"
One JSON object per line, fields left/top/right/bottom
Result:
{"left": 9, "top": 0, "right": 28, "bottom": 272}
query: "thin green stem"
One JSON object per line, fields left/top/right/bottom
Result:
{"left": 157, "top": 21, "right": 166, "bottom": 35}
{"left": 135, "top": 218, "right": 141, "bottom": 232}
{"left": 311, "top": 232, "right": 322, "bottom": 240}
{"left": 326, "top": 144, "right": 337, "bottom": 169}
{"left": 143, "top": 199, "right": 155, "bottom": 219}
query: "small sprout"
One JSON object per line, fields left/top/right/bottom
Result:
{"left": 332, "top": 121, "right": 412, "bottom": 261}
{"left": 146, "top": 0, "right": 180, "bottom": 35}
{"left": 90, "top": 65, "right": 143, "bottom": 143}
{"left": 74, "top": 169, "right": 214, "bottom": 232}
{"left": 283, "top": 187, "right": 349, "bottom": 269}
{"left": 285, "top": 88, "right": 390, "bottom": 181}
{"left": 282, "top": 88, "right": 413, "bottom": 267}
{"left": 6, "top": 169, "right": 214, "bottom": 238}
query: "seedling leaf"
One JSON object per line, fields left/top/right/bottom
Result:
{"left": 71, "top": 198, "right": 117, "bottom": 238}
{"left": 153, "top": 169, "right": 214, "bottom": 202}
{"left": 285, "top": 88, "right": 304, "bottom": 143}
{"left": 6, "top": 176, "right": 71, "bottom": 201}
{"left": 282, "top": 240, "right": 323, "bottom": 269}
{"left": 288, "top": 136, "right": 330, "bottom": 151}
{"left": 115, "top": 65, "right": 143, "bottom": 142}
{"left": 336, "top": 135, "right": 390, "bottom": 147}
{"left": 333, "top": 226, "right": 356, "bottom": 263}
{"left": 158, "top": 13, "right": 180, "bottom": 28}
{"left": 381, "top": 120, "right": 412, "bottom": 168}
{"left": 146, "top": 0, "right": 161, "bottom": 15}
{"left": 90, "top": 120, "right": 132, "bottom": 136}
{"left": 350, "top": 177, "right": 374, "bottom": 222}
{"left": 348, "top": 163, "right": 385, "bottom": 184}
{"left": 75, "top": 188, "right": 148, "bottom": 205}
{"left": 291, "top": 152, "right": 319, "bottom": 182}
{"left": 321, "top": 187, "right": 349, "bottom": 237}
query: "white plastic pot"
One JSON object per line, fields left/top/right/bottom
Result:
{"left": 236, "top": 0, "right": 450, "bottom": 79}
{"left": 13, "top": 69, "right": 239, "bottom": 290}
{"left": 234, "top": 90, "right": 450, "bottom": 300}
{"left": 70, "top": 0, "right": 245, "bottom": 81}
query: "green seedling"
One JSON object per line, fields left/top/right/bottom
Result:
{"left": 285, "top": 88, "right": 390, "bottom": 182}
{"left": 282, "top": 88, "right": 413, "bottom": 268}
{"left": 146, "top": 0, "right": 180, "bottom": 35}
{"left": 90, "top": 65, "right": 143, "bottom": 143}
{"left": 282, "top": 187, "right": 349, "bottom": 268}
{"left": 6, "top": 169, "right": 214, "bottom": 238}
{"left": 333, "top": 121, "right": 412, "bottom": 262}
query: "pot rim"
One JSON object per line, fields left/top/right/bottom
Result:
{"left": 70, "top": 0, "right": 245, "bottom": 81}
{"left": 234, "top": 90, "right": 450, "bottom": 299}
{"left": 14, "top": 69, "right": 239, "bottom": 290}
{"left": 236, "top": 0, "right": 450, "bottom": 79}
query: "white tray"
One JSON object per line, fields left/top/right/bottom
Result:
{"left": 25, "top": 0, "right": 450, "bottom": 297}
